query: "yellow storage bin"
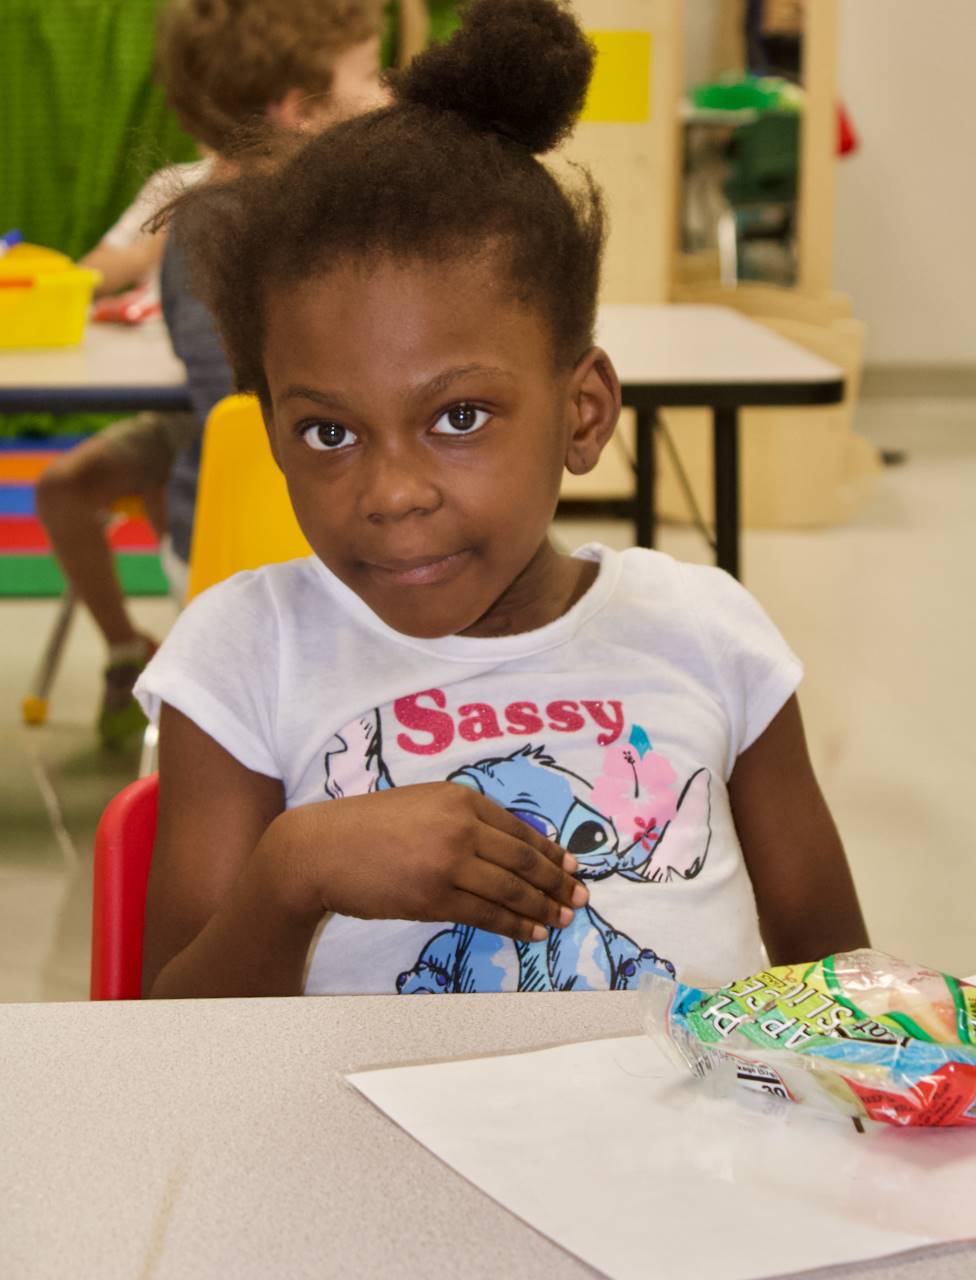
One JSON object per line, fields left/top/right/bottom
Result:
{"left": 0, "top": 243, "right": 100, "bottom": 349}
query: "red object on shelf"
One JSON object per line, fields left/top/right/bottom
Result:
{"left": 837, "top": 101, "right": 859, "bottom": 156}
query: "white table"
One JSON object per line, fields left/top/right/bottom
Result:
{"left": 0, "top": 317, "right": 191, "bottom": 414}
{"left": 594, "top": 305, "right": 844, "bottom": 578}
{"left": 0, "top": 306, "right": 843, "bottom": 578}
{"left": 1, "top": 992, "right": 972, "bottom": 1280}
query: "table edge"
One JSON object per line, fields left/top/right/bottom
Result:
{"left": 619, "top": 376, "right": 845, "bottom": 409}
{"left": 0, "top": 385, "right": 193, "bottom": 413}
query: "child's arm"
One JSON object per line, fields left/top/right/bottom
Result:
{"left": 142, "top": 704, "right": 304, "bottom": 998}
{"left": 143, "top": 703, "right": 586, "bottom": 998}
{"left": 727, "top": 694, "right": 869, "bottom": 964}
{"left": 80, "top": 234, "right": 166, "bottom": 297}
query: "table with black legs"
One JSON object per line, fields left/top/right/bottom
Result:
{"left": 594, "top": 304, "right": 845, "bottom": 579}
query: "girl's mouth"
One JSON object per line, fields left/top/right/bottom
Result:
{"left": 365, "top": 548, "right": 472, "bottom": 587}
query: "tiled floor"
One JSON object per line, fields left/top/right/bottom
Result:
{"left": 2, "top": 396, "right": 974, "bottom": 1002}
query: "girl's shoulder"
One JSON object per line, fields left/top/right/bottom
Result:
{"left": 150, "top": 555, "right": 330, "bottom": 677}
{"left": 605, "top": 547, "right": 802, "bottom": 761}
{"left": 610, "top": 545, "right": 764, "bottom": 639}
{"left": 181, "top": 555, "right": 325, "bottom": 624}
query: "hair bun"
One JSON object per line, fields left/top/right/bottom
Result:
{"left": 397, "top": 0, "right": 595, "bottom": 154}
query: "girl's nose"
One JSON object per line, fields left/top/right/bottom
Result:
{"left": 358, "top": 447, "right": 442, "bottom": 524}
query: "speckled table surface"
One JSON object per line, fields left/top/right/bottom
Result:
{"left": 1, "top": 993, "right": 973, "bottom": 1280}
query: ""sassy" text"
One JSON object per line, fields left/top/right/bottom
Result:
{"left": 394, "top": 688, "right": 625, "bottom": 756}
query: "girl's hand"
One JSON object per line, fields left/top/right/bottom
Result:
{"left": 288, "top": 782, "right": 589, "bottom": 943}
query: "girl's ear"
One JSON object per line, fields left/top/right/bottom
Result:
{"left": 564, "top": 347, "right": 622, "bottom": 476}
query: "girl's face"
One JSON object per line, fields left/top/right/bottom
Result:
{"left": 262, "top": 254, "right": 619, "bottom": 639}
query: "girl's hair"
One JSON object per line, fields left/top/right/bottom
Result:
{"left": 156, "top": 0, "right": 386, "bottom": 153}
{"left": 170, "top": 0, "right": 606, "bottom": 403}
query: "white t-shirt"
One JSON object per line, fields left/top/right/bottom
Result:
{"left": 135, "top": 544, "right": 802, "bottom": 994}
{"left": 100, "top": 159, "right": 213, "bottom": 250}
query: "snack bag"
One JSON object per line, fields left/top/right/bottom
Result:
{"left": 642, "top": 949, "right": 976, "bottom": 1127}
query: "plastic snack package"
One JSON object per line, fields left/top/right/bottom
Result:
{"left": 641, "top": 949, "right": 976, "bottom": 1128}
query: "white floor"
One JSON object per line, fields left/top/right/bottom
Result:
{"left": 1, "top": 395, "right": 974, "bottom": 1002}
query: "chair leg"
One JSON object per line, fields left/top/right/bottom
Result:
{"left": 22, "top": 590, "right": 76, "bottom": 726}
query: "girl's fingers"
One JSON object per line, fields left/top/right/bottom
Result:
{"left": 475, "top": 826, "right": 588, "bottom": 911}
{"left": 472, "top": 792, "right": 579, "bottom": 874}
{"left": 449, "top": 888, "right": 554, "bottom": 944}
{"left": 456, "top": 855, "right": 580, "bottom": 931}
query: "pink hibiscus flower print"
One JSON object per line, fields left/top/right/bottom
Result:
{"left": 591, "top": 743, "right": 679, "bottom": 853}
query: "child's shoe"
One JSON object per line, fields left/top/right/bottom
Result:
{"left": 97, "top": 636, "right": 157, "bottom": 750}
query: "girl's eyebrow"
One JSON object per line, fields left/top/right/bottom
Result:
{"left": 417, "top": 363, "right": 516, "bottom": 402}
{"left": 277, "top": 364, "right": 515, "bottom": 413}
{"left": 277, "top": 385, "right": 353, "bottom": 412}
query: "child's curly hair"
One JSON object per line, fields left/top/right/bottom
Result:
{"left": 157, "top": 0, "right": 386, "bottom": 152}
{"left": 169, "top": 0, "right": 606, "bottom": 404}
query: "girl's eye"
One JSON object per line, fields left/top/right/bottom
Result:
{"left": 299, "top": 420, "right": 358, "bottom": 452}
{"left": 431, "top": 404, "right": 490, "bottom": 436}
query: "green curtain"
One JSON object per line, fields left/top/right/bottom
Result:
{"left": 0, "top": 0, "right": 198, "bottom": 258}
{"left": 381, "top": 0, "right": 462, "bottom": 66}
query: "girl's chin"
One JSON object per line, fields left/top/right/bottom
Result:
{"left": 368, "top": 596, "right": 487, "bottom": 640}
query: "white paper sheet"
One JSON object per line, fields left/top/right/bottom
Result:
{"left": 347, "top": 1034, "right": 976, "bottom": 1280}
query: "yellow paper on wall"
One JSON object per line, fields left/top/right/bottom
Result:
{"left": 581, "top": 31, "right": 653, "bottom": 123}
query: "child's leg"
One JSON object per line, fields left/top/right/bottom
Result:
{"left": 35, "top": 412, "right": 196, "bottom": 744}
{"left": 36, "top": 419, "right": 161, "bottom": 648}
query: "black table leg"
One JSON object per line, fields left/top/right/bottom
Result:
{"left": 712, "top": 406, "right": 740, "bottom": 579}
{"left": 634, "top": 408, "right": 656, "bottom": 549}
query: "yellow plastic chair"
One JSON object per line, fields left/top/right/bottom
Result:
{"left": 24, "top": 396, "right": 308, "bottom": 745}
{"left": 137, "top": 395, "right": 311, "bottom": 775}
{"left": 186, "top": 394, "right": 311, "bottom": 601}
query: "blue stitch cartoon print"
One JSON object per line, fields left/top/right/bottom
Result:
{"left": 322, "top": 712, "right": 711, "bottom": 993}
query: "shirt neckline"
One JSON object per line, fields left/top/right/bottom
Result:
{"left": 310, "top": 543, "right": 622, "bottom": 663}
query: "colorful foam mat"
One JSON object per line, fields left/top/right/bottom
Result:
{"left": 0, "top": 438, "right": 168, "bottom": 597}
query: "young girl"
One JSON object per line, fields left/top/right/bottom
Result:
{"left": 136, "top": 0, "right": 867, "bottom": 1000}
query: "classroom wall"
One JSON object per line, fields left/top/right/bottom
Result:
{"left": 833, "top": 0, "right": 976, "bottom": 365}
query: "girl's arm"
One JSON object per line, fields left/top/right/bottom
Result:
{"left": 142, "top": 704, "right": 315, "bottom": 998}
{"left": 728, "top": 695, "right": 869, "bottom": 965}
{"left": 143, "top": 703, "right": 587, "bottom": 998}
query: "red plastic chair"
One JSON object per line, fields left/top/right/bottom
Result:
{"left": 90, "top": 773, "right": 159, "bottom": 1000}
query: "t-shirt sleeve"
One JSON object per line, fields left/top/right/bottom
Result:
{"left": 678, "top": 562, "right": 803, "bottom": 775}
{"left": 134, "top": 570, "right": 281, "bottom": 779}
{"left": 99, "top": 172, "right": 169, "bottom": 249}
{"left": 100, "top": 161, "right": 212, "bottom": 250}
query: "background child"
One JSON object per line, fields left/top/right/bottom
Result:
{"left": 38, "top": 0, "right": 387, "bottom": 749}
{"left": 37, "top": 159, "right": 212, "bottom": 749}
{"left": 136, "top": 0, "right": 868, "bottom": 1000}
